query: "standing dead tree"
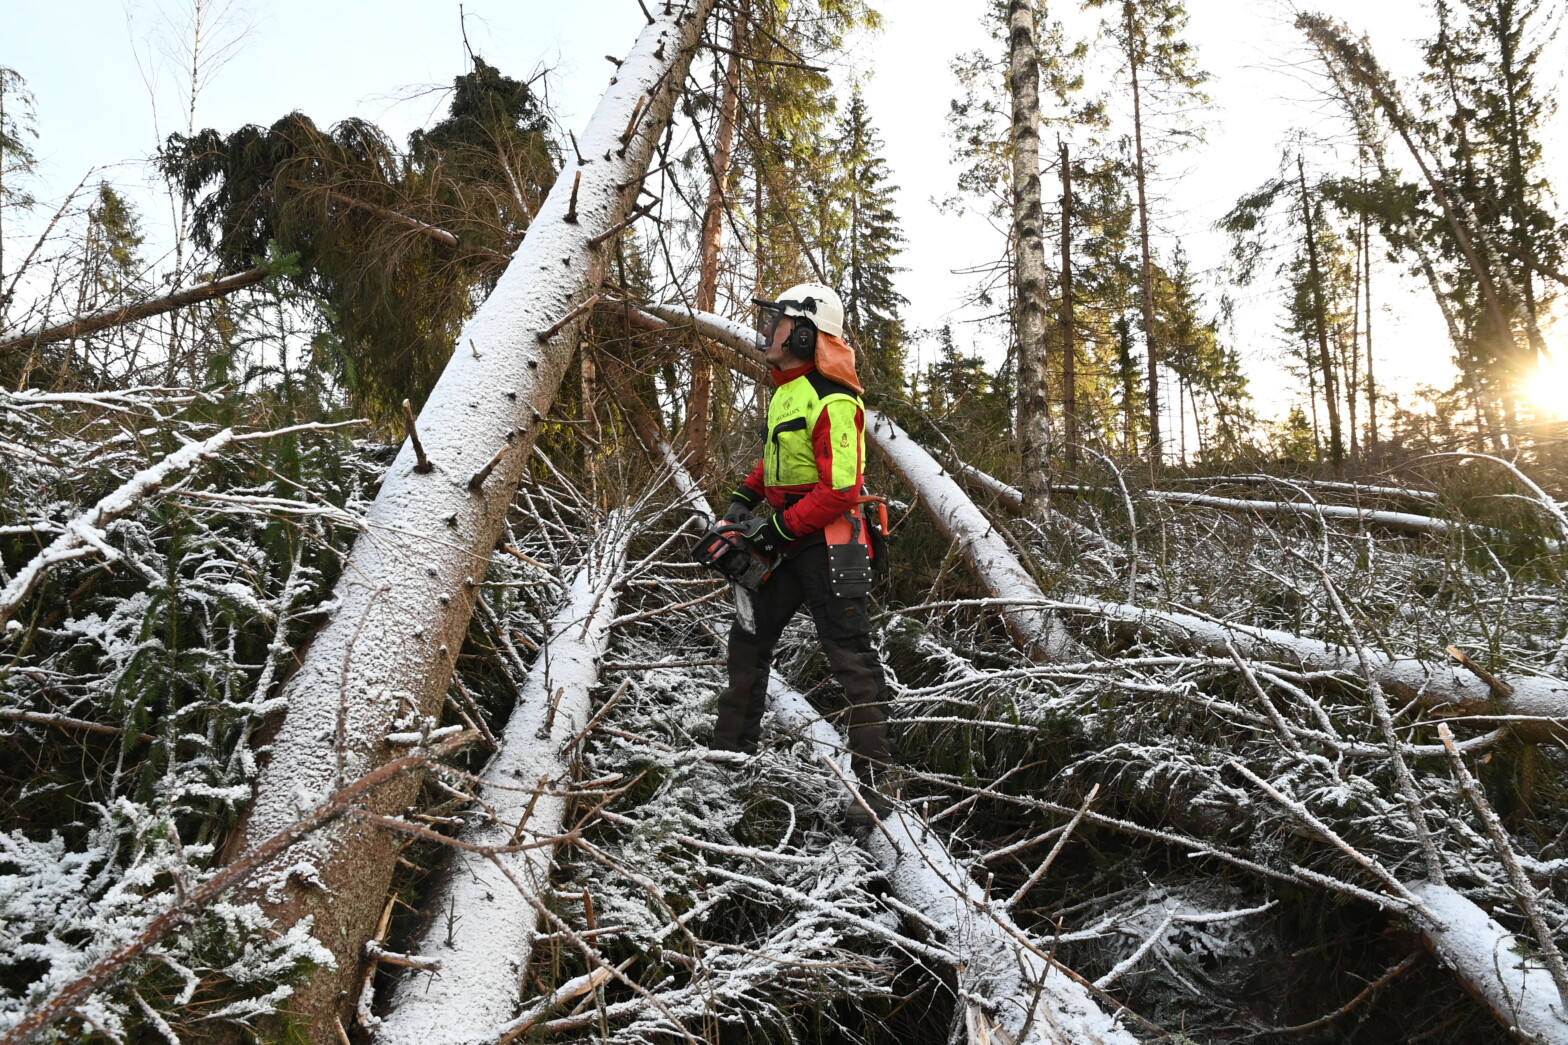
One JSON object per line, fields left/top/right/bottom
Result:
{"left": 221, "top": 5, "right": 719, "bottom": 1038}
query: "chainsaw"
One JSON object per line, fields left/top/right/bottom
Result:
{"left": 691, "top": 523, "right": 776, "bottom": 590}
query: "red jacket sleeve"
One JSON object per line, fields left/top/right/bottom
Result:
{"left": 780, "top": 400, "right": 863, "bottom": 538}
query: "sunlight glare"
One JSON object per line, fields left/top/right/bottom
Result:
{"left": 1527, "top": 355, "right": 1568, "bottom": 417}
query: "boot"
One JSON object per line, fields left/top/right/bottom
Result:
{"left": 843, "top": 770, "right": 897, "bottom": 836}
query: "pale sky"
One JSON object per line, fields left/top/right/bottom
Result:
{"left": 4, "top": 0, "right": 1563, "bottom": 427}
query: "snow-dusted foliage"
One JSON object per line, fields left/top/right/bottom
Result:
{"left": 0, "top": 388, "right": 372, "bottom": 1038}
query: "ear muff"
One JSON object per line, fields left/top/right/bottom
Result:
{"left": 787, "top": 316, "right": 818, "bottom": 360}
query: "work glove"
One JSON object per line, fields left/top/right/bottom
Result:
{"left": 719, "top": 513, "right": 791, "bottom": 555}
{"left": 722, "top": 500, "right": 754, "bottom": 524}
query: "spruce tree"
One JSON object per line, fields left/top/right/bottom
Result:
{"left": 833, "top": 89, "right": 908, "bottom": 384}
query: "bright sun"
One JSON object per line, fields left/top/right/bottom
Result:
{"left": 1526, "top": 355, "right": 1568, "bottom": 418}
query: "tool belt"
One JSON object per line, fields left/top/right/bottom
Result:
{"left": 824, "top": 495, "right": 890, "bottom": 599}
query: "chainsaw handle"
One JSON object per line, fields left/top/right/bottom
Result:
{"left": 857, "top": 495, "right": 891, "bottom": 534}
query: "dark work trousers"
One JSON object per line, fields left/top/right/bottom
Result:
{"left": 711, "top": 542, "right": 895, "bottom": 781}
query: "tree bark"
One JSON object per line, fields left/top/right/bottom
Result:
{"left": 1060, "top": 140, "right": 1078, "bottom": 469}
{"left": 766, "top": 676, "right": 1139, "bottom": 1045}
{"left": 686, "top": 0, "right": 748, "bottom": 479}
{"left": 222, "top": 7, "right": 718, "bottom": 1040}
{"left": 0, "top": 267, "right": 266, "bottom": 357}
{"left": 1064, "top": 597, "right": 1568, "bottom": 742}
{"left": 1363, "top": 203, "right": 1378, "bottom": 455}
{"left": 1008, "top": 0, "right": 1054, "bottom": 520}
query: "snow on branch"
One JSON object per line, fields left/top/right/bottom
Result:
{"left": 765, "top": 677, "right": 1138, "bottom": 1045}
{"left": 0, "top": 269, "right": 268, "bottom": 356}
{"left": 374, "top": 513, "right": 634, "bottom": 1045}
{"left": 0, "top": 732, "right": 476, "bottom": 1045}
{"left": 1060, "top": 596, "right": 1568, "bottom": 740}
{"left": 226, "top": 3, "right": 722, "bottom": 1027}
{"left": 0, "top": 420, "right": 363, "bottom": 626}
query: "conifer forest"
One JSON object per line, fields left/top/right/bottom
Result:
{"left": 7, "top": 0, "right": 1568, "bottom": 1041}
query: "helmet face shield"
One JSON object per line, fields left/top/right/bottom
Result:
{"left": 753, "top": 299, "right": 787, "bottom": 343}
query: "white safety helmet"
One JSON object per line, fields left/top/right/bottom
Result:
{"left": 753, "top": 282, "right": 846, "bottom": 339}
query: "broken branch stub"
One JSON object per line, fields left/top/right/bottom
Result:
{"left": 222, "top": 5, "right": 720, "bottom": 1039}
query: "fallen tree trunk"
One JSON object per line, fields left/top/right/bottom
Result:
{"left": 223, "top": 7, "right": 718, "bottom": 1038}
{"left": 635, "top": 301, "right": 1080, "bottom": 661}
{"left": 1144, "top": 489, "right": 1462, "bottom": 538}
{"left": 645, "top": 452, "right": 1131, "bottom": 1042}
{"left": 0, "top": 267, "right": 266, "bottom": 355}
{"left": 1140, "top": 489, "right": 1562, "bottom": 553}
{"left": 951, "top": 461, "right": 1130, "bottom": 562}
{"left": 374, "top": 514, "right": 633, "bottom": 1045}
{"left": 1165, "top": 474, "right": 1442, "bottom": 504}
{"left": 1407, "top": 881, "right": 1568, "bottom": 1042}
{"left": 767, "top": 677, "right": 1137, "bottom": 1044}
{"left": 1062, "top": 596, "right": 1568, "bottom": 742}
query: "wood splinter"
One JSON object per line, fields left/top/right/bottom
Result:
{"left": 537, "top": 292, "right": 602, "bottom": 343}
{"left": 401, "top": 398, "right": 433, "bottom": 473}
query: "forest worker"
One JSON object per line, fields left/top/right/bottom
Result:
{"left": 711, "top": 282, "right": 897, "bottom": 825}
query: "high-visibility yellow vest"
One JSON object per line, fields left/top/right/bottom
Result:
{"left": 763, "top": 370, "right": 865, "bottom": 493}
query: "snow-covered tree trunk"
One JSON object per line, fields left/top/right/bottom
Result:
{"left": 766, "top": 677, "right": 1136, "bottom": 1044}
{"left": 1065, "top": 597, "right": 1568, "bottom": 740}
{"left": 1008, "top": 0, "right": 1054, "bottom": 522}
{"left": 372, "top": 513, "right": 633, "bottom": 1045}
{"left": 224, "top": 6, "right": 718, "bottom": 1038}
{"left": 1123, "top": 488, "right": 1562, "bottom": 552}
{"left": 1406, "top": 883, "right": 1568, "bottom": 1042}
{"left": 867, "top": 411, "right": 1080, "bottom": 660}
{"left": 636, "top": 301, "right": 1081, "bottom": 660}
{"left": 630, "top": 444, "right": 1128, "bottom": 1042}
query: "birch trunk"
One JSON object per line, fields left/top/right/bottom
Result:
{"left": 373, "top": 513, "right": 633, "bottom": 1045}
{"left": 636, "top": 300, "right": 1082, "bottom": 660}
{"left": 1008, "top": 0, "right": 1054, "bottom": 520}
{"left": 224, "top": 6, "right": 717, "bottom": 1037}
